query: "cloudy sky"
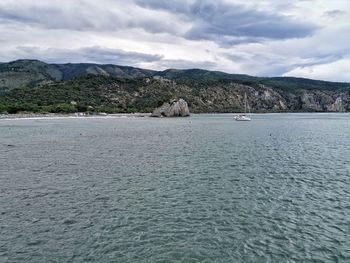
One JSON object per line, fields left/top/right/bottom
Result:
{"left": 0, "top": 0, "right": 349, "bottom": 81}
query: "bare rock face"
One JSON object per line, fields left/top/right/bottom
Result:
{"left": 151, "top": 98, "right": 190, "bottom": 117}
{"left": 327, "top": 95, "right": 346, "bottom": 112}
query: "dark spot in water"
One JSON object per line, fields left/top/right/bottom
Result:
{"left": 27, "top": 240, "right": 43, "bottom": 246}
{"left": 95, "top": 196, "right": 110, "bottom": 201}
{"left": 63, "top": 219, "right": 78, "bottom": 225}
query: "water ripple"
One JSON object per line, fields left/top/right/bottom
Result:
{"left": 1, "top": 114, "right": 350, "bottom": 262}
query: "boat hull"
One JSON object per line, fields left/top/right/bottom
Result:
{"left": 235, "top": 115, "right": 251, "bottom": 121}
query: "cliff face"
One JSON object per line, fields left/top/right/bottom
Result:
{"left": 131, "top": 79, "right": 350, "bottom": 113}
{"left": 243, "top": 87, "right": 349, "bottom": 112}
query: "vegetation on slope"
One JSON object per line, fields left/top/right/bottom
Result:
{"left": 1, "top": 74, "right": 350, "bottom": 114}
{"left": 0, "top": 75, "right": 179, "bottom": 113}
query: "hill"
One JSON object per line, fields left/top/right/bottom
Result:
{"left": 0, "top": 59, "right": 155, "bottom": 93}
{"left": 0, "top": 60, "right": 350, "bottom": 113}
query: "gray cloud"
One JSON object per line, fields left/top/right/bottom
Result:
{"left": 136, "top": 0, "right": 318, "bottom": 44}
{"left": 323, "top": 9, "right": 346, "bottom": 18}
{"left": 0, "top": 4, "right": 96, "bottom": 30}
{"left": 14, "top": 46, "right": 163, "bottom": 65}
{"left": 12, "top": 46, "right": 216, "bottom": 71}
{"left": 0, "top": 1, "right": 182, "bottom": 35}
{"left": 133, "top": 0, "right": 191, "bottom": 14}
{"left": 80, "top": 47, "right": 163, "bottom": 64}
{"left": 153, "top": 59, "right": 217, "bottom": 70}
{"left": 0, "top": 0, "right": 317, "bottom": 46}
{"left": 224, "top": 51, "right": 344, "bottom": 77}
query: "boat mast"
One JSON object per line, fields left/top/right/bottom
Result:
{"left": 244, "top": 93, "right": 247, "bottom": 114}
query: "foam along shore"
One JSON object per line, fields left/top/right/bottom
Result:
{"left": 0, "top": 112, "right": 151, "bottom": 120}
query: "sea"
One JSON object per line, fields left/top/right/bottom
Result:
{"left": 1, "top": 113, "right": 350, "bottom": 262}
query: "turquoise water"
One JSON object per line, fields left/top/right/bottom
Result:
{"left": 1, "top": 114, "right": 350, "bottom": 262}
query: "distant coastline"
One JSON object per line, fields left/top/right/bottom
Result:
{"left": 1, "top": 111, "right": 349, "bottom": 121}
{"left": 1, "top": 60, "right": 350, "bottom": 115}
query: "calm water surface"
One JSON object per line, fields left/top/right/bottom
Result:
{"left": 1, "top": 114, "right": 350, "bottom": 262}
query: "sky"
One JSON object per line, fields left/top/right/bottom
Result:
{"left": 0, "top": 0, "right": 349, "bottom": 81}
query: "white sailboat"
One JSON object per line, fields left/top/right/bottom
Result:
{"left": 235, "top": 93, "right": 251, "bottom": 121}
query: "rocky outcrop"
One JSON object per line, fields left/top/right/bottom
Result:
{"left": 151, "top": 98, "right": 190, "bottom": 117}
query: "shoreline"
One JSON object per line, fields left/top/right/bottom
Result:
{"left": 0, "top": 112, "right": 151, "bottom": 120}
{"left": 1, "top": 111, "right": 349, "bottom": 120}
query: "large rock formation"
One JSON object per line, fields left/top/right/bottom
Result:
{"left": 151, "top": 98, "right": 190, "bottom": 117}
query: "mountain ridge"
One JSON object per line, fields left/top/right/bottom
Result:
{"left": 1, "top": 59, "right": 349, "bottom": 92}
{"left": 1, "top": 59, "right": 350, "bottom": 114}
